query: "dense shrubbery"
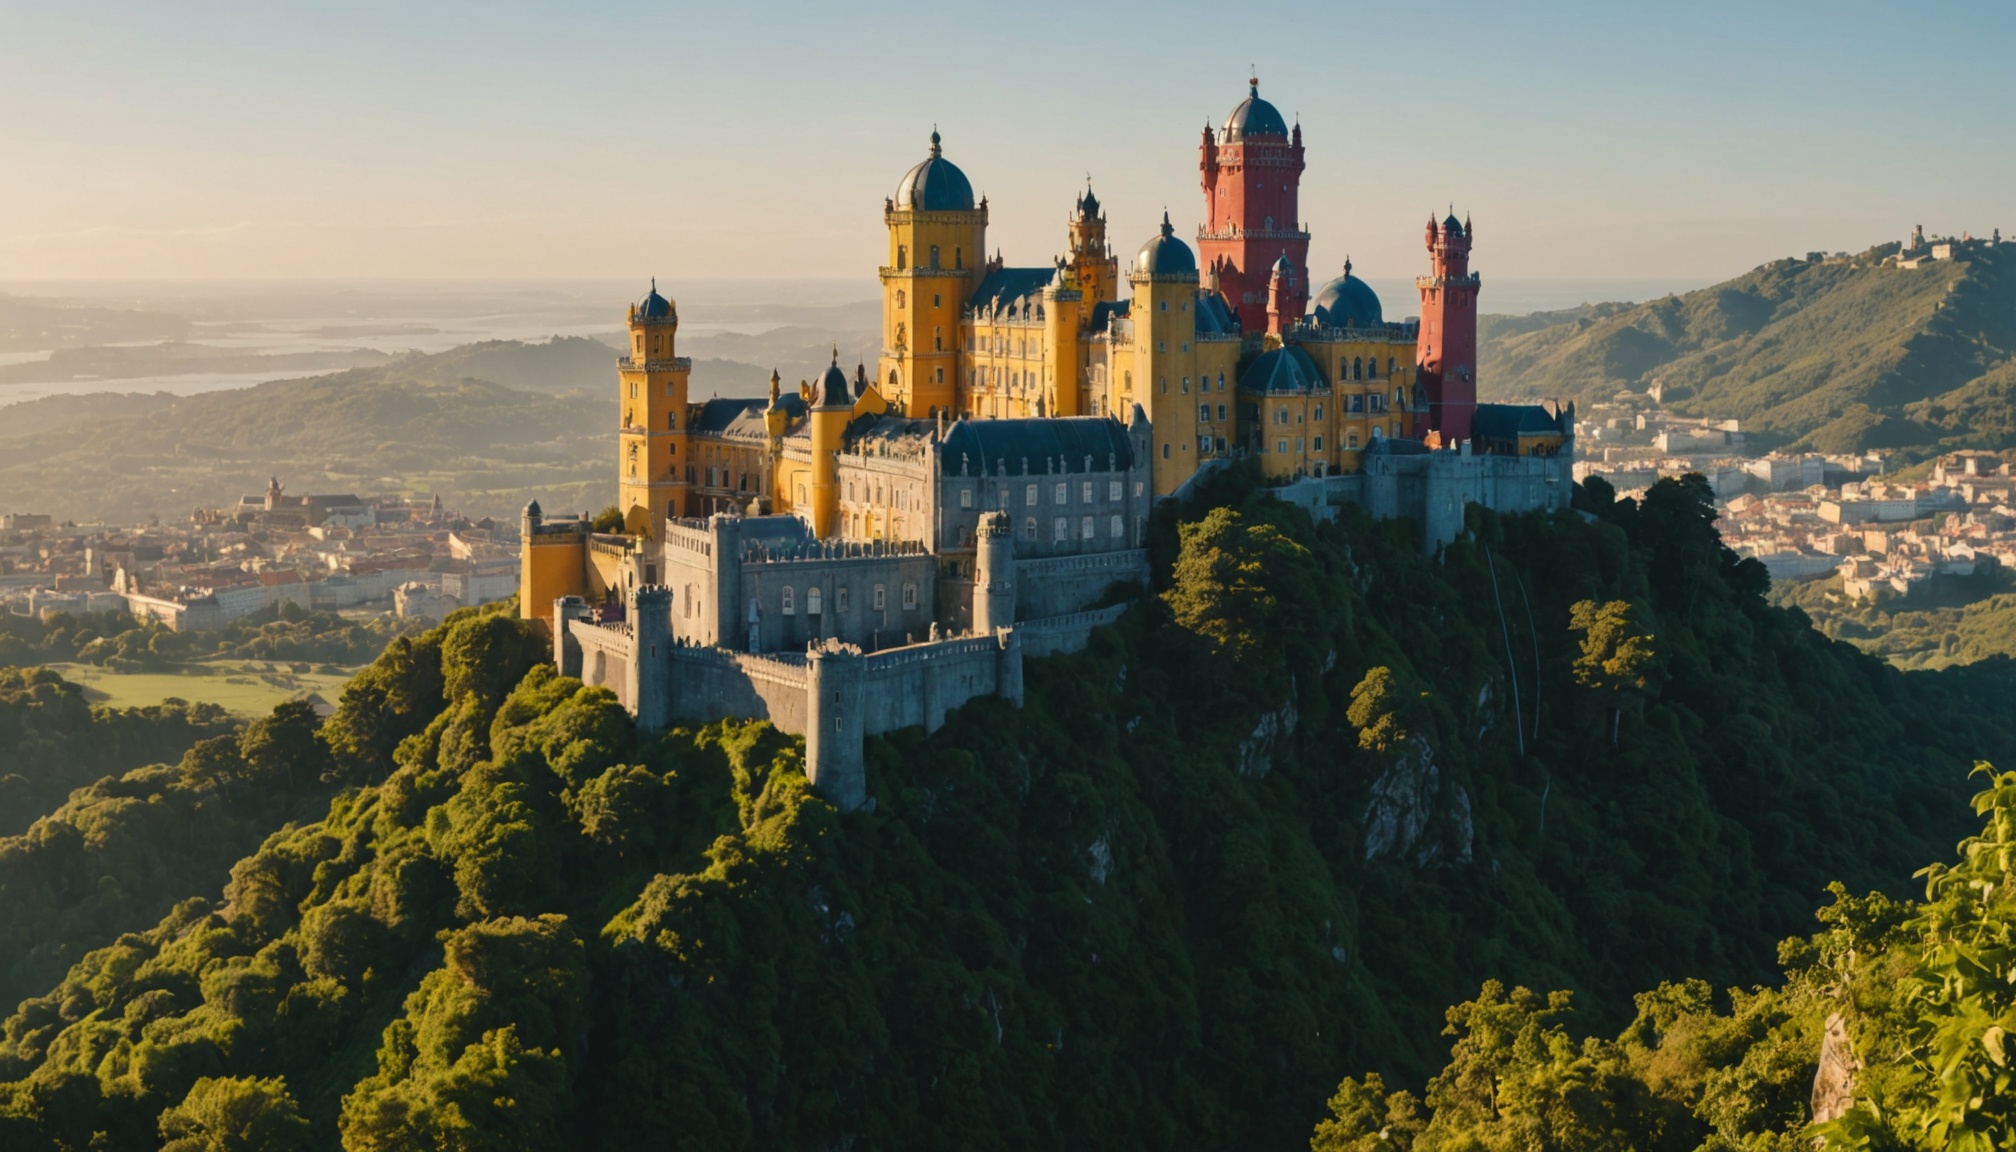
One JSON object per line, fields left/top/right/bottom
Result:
{"left": 1, "top": 473, "right": 2013, "bottom": 1149}
{"left": 0, "top": 665, "right": 238, "bottom": 837}
{"left": 1774, "top": 569, "right": 2016, "bottom": 670}
{"left": 0, "top": 604, "right": 425, "bottom": 673}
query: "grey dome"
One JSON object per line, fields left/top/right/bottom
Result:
{"left": 1238, "top": 345, "right": 1324, "bottom": 394}
{"left": 1312, "top": 263, "right": 1383, "bottom": 327}
{"left": 895, "top": 131, "right": 976, "bottom": 212}
{"left": 1134, "top": 211, "right": 1197, "bottom": 277}
{"left": 815, "top": 351, "right": 852, "bottom": 407}
{"left": 1223, "top": 83, "right": 1289, "bottom": 141}
{"left": 635, "top": 280, "right": 675, "bottom": 321}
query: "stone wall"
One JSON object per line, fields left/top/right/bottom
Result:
{"left": 1011, "top": 549, "right": 1149, "bottom": 620}
{"left": 1271, "top": 444, "right": 1574, "bottom": 552}
{"left": 667, "top": 645, "right": 811, "bottom": 732}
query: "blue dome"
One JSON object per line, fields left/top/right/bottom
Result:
{"left": 895, "top": 131, "right": 977, "bottom": 212}
{"left": 814, "top": 351, "right": 852, "bottom": 407}
{"left": 1223, "top": 83, "right": 1289, "bottom": 141}
{"left": 1238, "top": 345, "right": 1324, "bottom": 394}
{"left": 1134, "top": 211, "right": 1197, "bottom": 277}
{"left": 635, "top": 281, "right": 675, "bottom": 321}
{"left": 1312, "top": 264, "right": 1383, "bottom": 328}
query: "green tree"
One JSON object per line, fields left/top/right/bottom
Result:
{"left": 1569, "top": 599, "right": 1659, "bottom": 747}
{"left": 157, "top": 1075, "right": 313, "bottom": 1152}
{"left": 590, "top": 505, "right": 626, "bottom": 534}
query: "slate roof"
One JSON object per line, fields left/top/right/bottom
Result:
{"left": 894, "top": 131, "right": 977, "bottom": 212}
{"left": 940, "top": 416, "right": 1135, "bottom": 476}
{"left": 1223, "top": 84, "right": 1289, "bottom": 140}
{"left": 1237, "top": 345, "right": 1326, "bottom": 394}
{"left": 1473, "top": 403, "right": 1566, "bottom": 440}
{"left": 969, "top": 267, "right": 1056, "bottom": 313}
{"left": 1089, "top": 299, "right": 1131, "bottom": 334}
{"left": 1194, "top": 292, "right": 1239, "bottom": 335}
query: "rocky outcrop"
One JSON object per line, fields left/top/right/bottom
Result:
{"left": 1237, "top": 679, "right": 1300, "bottom": 778}
{"left": 1362, "top": 736, "right": 1475, "bottom": 867}
{"left": 1810, "top": 1012, "right": 1858, "bottom": 1124}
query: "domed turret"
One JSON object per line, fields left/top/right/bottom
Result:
{"left": 1311, "top": 258, "right": 1384, "bottom": 328}
{"left": 1134, "top": 211, "right": 1197, "bottom": 277}
{"left": 894, "top": 130, "right": 976, "bottom": 212}
{"left": 634, "top": 279, "right": 675, "bottom": 322}
{"left": 1222, "top": 79, "right": 1289, "bottom": 142}
{"left": 814, "top": 348, "right": 852, "bottom": 408}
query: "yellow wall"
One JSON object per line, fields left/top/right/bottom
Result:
{"left": 520, "top": 533, "right": 586, "bottom": 632}
{"left": 880, "top": 206, "right": 985, "bottom": 417}
{"left": 616, "top": 314, "right": 690, "bottom": 533}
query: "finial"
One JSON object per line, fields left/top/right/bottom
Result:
{"left": 929, "top": 126, "right": 941, "bottom": 157}
{"left": 1160, "top": 208, "right": 1173, "bottom": 236}
{"left": 1344, "top": 255, "right": 1353, "bottom": 276}
{"left": 831, "top": 344, "right": 839, "bottom": 364}
{"left": 1249, "top": 67, "right": 1258, "bottom": 95}
{"left": 650, "top": 277, "right": 655, "bottom": 291}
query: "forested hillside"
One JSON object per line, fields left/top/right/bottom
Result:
{"left": 1480, "top": 242, "right": 2016, "bottom": 457}
{"left": 3, "top": 472, "right": 2013, "bottom": 1150}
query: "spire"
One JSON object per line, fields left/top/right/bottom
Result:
{"left": 929, "top": 127, "right": 941, "bottom": 157}
{"left": 1344, "top": 255, "right": 1353, "bottom": 277}
{"left": 768, "top": 369, "right": 781, "bottom": 404}
{"left": 1160, "top": 209, "right": 1174, "bottom": 238}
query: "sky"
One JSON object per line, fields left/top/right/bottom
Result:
{"left": 0, "top": 0, "right": 2010, "bottom": 286}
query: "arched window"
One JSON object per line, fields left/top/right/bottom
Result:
{"left": 896, "top": 289, "right": 906, "bottom": 308}
{"left": 1367, "top": 357, "right": 1379, "bottom": 379}
{"left": 1348, "top": 433, "right": 1359, "bottom": 449}
{"left": 1353, "top": 357, "right": 1363, "bottom": 381}
{"left": 1161, "top": 443, "right": 1170, "bottom": 459}
{"left": 1314, "top": 435, "right": 1324, "bottom": 450}
{"left": 1388, "top": 357, "right": 1398, "bottom": 377}
{"left": 897, "top": 246, "right": 907, "bottom": 270}
{"left": 806, "top": 587, "right": 822, "bottom": 615}
{"left": 1314, "top": 404, "right": 1324, "bottom": 420}
{"left": 1199, "top": 403, "right": 1211, "bottom": 422}
{"left": 934, "top": 327, "right": 942, "bottom": 351}
{"left": 668, "top": 412, "right": 676, "bottom": 430}
{"left": 1023, "top": 517, "right": 1037, "bottom": 540}
{"left": 888, "top": 369, "right": 899, "bottom": 390}
{"left": 929, "top": 244, "right": 940, "bottom": 268}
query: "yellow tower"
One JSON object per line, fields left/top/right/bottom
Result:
{"left": 880, "top": 130, "right": 985, "bottom": 418}
{"left": 807, "top": 352, "right": 853, "bottom": 539}
{"left": 1065, "top": 183, "right": 1119, "bottom": 306}
{"left": 1130, "top": 213, "right": 1206, "bottom": 496}
{"left": 618, "top": 282, "right": 690, "bottom": 535}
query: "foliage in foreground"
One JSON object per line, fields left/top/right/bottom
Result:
{"left": 1310, "top": 767, "right": 2016, "bottom": 1151}
{"left": 1, "top": 472, "right": 2014, "bottom": 1149}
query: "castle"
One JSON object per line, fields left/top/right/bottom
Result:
{"left": 522, "top": 81, "right": 1574, "bottom": 809}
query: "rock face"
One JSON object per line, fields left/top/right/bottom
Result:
{"left": 1362, "top": 736, "right": 1475, "bottom": 867}
{"left": 1810, "top": 1012, "right": 1858, "bottom": 1124}
{"left": 1237, "top": 686, "right": 1300, "bottom": 778}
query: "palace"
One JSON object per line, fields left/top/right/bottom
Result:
{"left": 520, "top": 81, "right": 1575, "bottom": 809}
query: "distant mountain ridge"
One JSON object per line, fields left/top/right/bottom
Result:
{"left": 1479, "top": 241, "right": 2016, "bottom": 457}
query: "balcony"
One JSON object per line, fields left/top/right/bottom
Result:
{"left": 618, "top": 356, "right": 692, "bottom": 371}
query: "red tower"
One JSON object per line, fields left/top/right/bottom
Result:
{"left": 1416, "top": 212, "right": 1479, "bottom": 445}
{"left": 1198, "top": 79, "right": 1308, "bottom": 333}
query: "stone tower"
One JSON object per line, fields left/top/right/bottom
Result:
{"left": 1417, "top": 214, "right": 1480, "bottom": 446}
{"left": 973, "top": 510, "right": 1016, "bottom": 633}
{"left": 1065, "top": 183, "right": 1118, "bottom": 308}
{"left": 880, "top": 130, "right": 987, "bottom": 418}
{"left": 806, "top": 641, "right": 867, "bottom": 811}
{"left": 618, "top": 282, "right": 691, "bottom": 534}
{"left": 1198, "top": 79, "right": 1308, "bottom": 333}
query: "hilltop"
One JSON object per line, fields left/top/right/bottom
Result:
{"left": 1479, "top": 241, "right": 2016, "bottom": 457}
{"left": 3, "top": 472, "right": 2016, "bottom": 1149}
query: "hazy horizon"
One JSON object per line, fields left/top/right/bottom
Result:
{"left": 4, "top": 1, "right": 2010, "bottom": 285}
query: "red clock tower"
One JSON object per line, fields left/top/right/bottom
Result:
{"left": 1198, "top": 79, "right": 1308, "bottom": 333}
{"left": 1417, "top": 213, "right": 1479, "bottom": 445}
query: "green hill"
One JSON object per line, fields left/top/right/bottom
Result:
{"left": 2, "top": 472, "right": 2014, "bottom": 1149}
{"left": 1480, "top": 242, "right": 2016, "bottom": 457}
{"left": 0, "top": 345, "right": 622, "bottom": 523}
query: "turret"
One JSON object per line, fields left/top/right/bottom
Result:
{"left": 880, "top": 130, "right": 986, "bottom": 417}
{"left": 806, "top": 641, "right": 867, "bottom": 811}
{"left": 1197, "top": 78, "right": 1309, "bottom": 332}
{"left": 973, "top": 510, "right": 1016, "bottom": 633}
{"left": 1416, "top": 212, "right": 1480, "bottom": 446}
{"left": 618, "top": 280, "right": 691, "bottom": 534}
{"left": 807, "top": 350, "right": 853, "bottom": 538}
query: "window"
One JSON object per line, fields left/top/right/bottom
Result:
{"left": 873, "top": 584, "right": 887, "bottom": 610}
{"left": 1277, "top": 439, "right": 1288, "bottom": 454}
{"left": 929, "top": 244, "right": 940, "bottom": 268}
{"left": 1199, "top": 403, "right": 1211, "bottom": 422}
{"left": 896, "top": 289, "right": 906, "bottom": 308}
{"left": 897, "top": 246, "right": 907, "bottom": 270}
{"left": 1023, "top": 517, "right": 1037, "bottom": 540}
{"left": 959, "top": 487, "right": 973, "bottom": 509}
{"left": 1354, "top": 357, "right": 1363, "bottom": 381}
{"left": 933, "top": 294, "right": 941, "bottom": 307}
{"left": 1182, "top": 376, "right": 1190, "bottom": 392}
{"left": 1081, "top": 481, "right": 1093, "bottom": 503}
{"left": 1055, "top": 482, "right": 1067, "bottom": 503}
{"left": 1350, "top": 394, "right": 1364, "bottom": 413}
{"left": 1276, "top": 408, "right": 1288, "bottom": 425}
{"left": 1110, "top": 514, "right": 1124, "bottom": 539}
{"left": 1314, "top": 404, "right": 1323, "bottom": 420}
{"left": 782, "top": 587, "right": 796, "bottom": 615}
{"left": 630, "top": 382, "right": 639, "bottom": 399}
{"left": 1161, "top": 443, "right": 1170, "bottom": 459}
{"left": 1108, "top": 480, "right": 1122, "bottom": 501}
{"left": 902, "top": 583, "right": 918, "bottom": 609}
{"left": 1217, "top": 404, "right": 1227, "bottom": 421}
{"left": 1348, "top": 433, "right": 1360, "bottom": 449}
{"left": 1200, "top": 435, "right": 1212, "bottom": 454}
{"left": 1054, "top": 517, "right": 1069, "bottom": 542}
{"left": 1080, "top": 515, "right": 1094, "bottom": 539}
{"left": 934, "top": 327, "right": 943, "bottom": 351}
{"left": 1134, "top": 481, "right": 1144, "bottom": 497}
{"left": 1297, "top": 437, "right": 1304, "bottom": 452}
{"left": 797, "top": 483, "right": 807, "bottom": 505}
{"left": 807, "top": 587, "right": 822, "bottom": 615}
{"left": 837, "top": 586, "right": 850, "bottom": 612}
{"left": 668, "top": 412, "right": 677, "bottom": 430}
{"left": 1314, "top": 435, "right": 1324, "bottom": 450}
{"left": 1025, "top": 483, "right": 1038, "bottom": 506}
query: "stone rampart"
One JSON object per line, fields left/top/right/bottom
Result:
{"left": 1012, "top": 549, "right": 1149, "bottom": 619}
{"left": 667, "top": 645, "right": 811, "bottom": 732}
{"left": 1017, "top": 603, "right": 1130, "bottom": 657}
